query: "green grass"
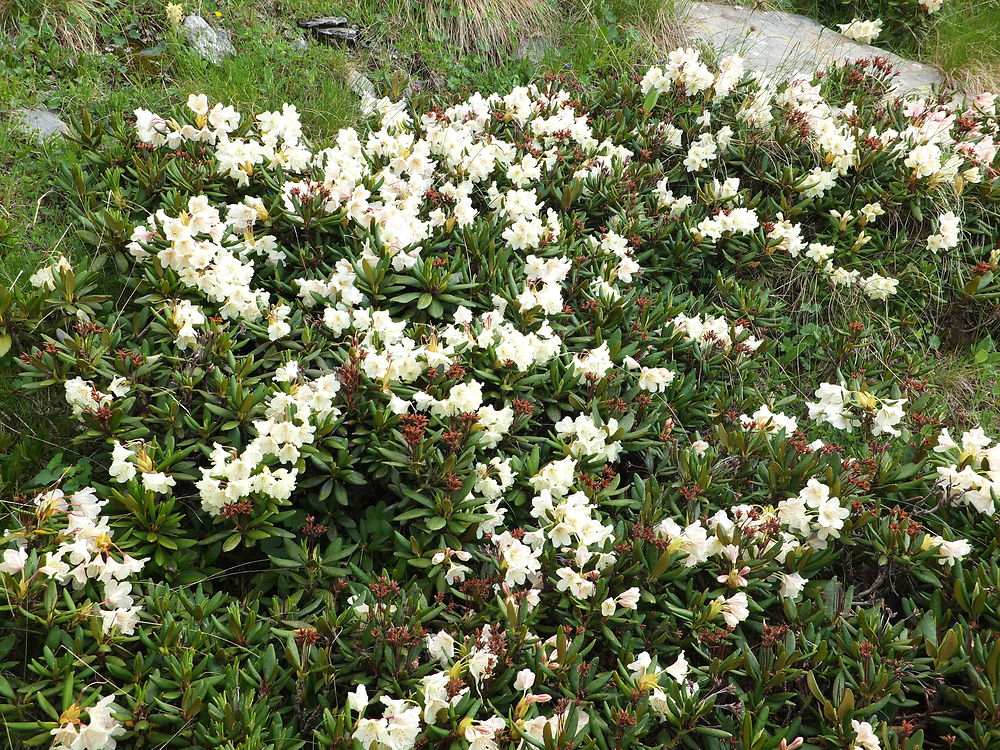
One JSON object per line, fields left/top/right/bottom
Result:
{"left": 930, "top": 348, "right": 1000, "bottom": 433}
{"left": 169, "top": 38, "right": 359, "bottom": 137}
{"left": 0, "top": 129, "right": 81, "bottom": 286}
{"left": 927, "top": 0, "right": 1000, "bottom": 88}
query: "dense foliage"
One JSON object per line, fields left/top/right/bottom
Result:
{"left": 4, "top": 46, "right": 1000, "bottom": 750}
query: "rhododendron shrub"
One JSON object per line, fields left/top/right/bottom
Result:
{"left": 2, "top": 50, "right": 1000, "bottom": 750}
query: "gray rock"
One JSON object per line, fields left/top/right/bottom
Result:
{"left": 347, "top": 69, "right": 378, "bottom": 100}
{"left": 347, "top": 69, "right": 381, "bottom": 116}
{"left": 296, "top": 16, "right": 360, "bottom": 45}
{"left": 297, "top": 16, "right": 349, "bottom": 30}
{"left": 310, "top": 26, "right": 360, "bottom": 45}
{"left": 290, "top": 37, "right": 308, "bottom": 51}
{"left": 677, "top": 2, "right": 944, "bottom": 94}
{"left": 12, "top": 108, "right": 69, "bottom": 140}
{"left": 182, "top": 15, "right": 235, "bottom": 64}
{"left": 516, "top": 36, "right": 552, "bottom": 63}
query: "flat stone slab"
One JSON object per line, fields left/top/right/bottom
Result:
{"left": 12, "top": 108, "right": 69, "bottom": 140}
{"left": 308, "top": 26, "right": 360, "bottom": 45}
{"left": 297, "top": 17, "right": 350, "bottom": 30}
{"left": 680, "top": 2, "right": 944, "bottom": 94}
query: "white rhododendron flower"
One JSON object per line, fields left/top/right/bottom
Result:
{"left": 739, "top": 405, "right": 798, "bottom": 434}
{"left": 837, "top": 18, "right": 883, "bottom": 43}
{"left": 851, "top": 719, "right": 882, "bottom": 750}
{"left": 49, "top": 695, "right": 124, "bottom": 750}
{"left": 808, "top": 383, "right": 906, "bottom": 436}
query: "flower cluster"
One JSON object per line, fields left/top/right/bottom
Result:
{"left": 5, "top": 39, "right": 998, "bottom": 750}
{"left": 1, "top": 487, "right": 147, "bottom": 634}
{"left": 807, "top": 382, "right": 907, "bottom": 436}
{"left": 1, "top": 486, "right": 146, "bottom": 749}
{"left": 933, "top": 427, "right": 1000, "bottom": 514}
{"left": 49, "top": 695, "right": 124, "bottom": 750}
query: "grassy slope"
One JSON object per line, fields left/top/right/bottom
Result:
{"left": 927, "top": 0, "right": 1000, "bottom": 90}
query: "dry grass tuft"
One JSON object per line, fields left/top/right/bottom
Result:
{"left": 636, "top": 0, "right": 689, "bottom": 54}
{"left": 422, "top": 0, "right": 557, "bottom": 62}
{"left": 3, "top": 0, "right": 105, "bottom": 51}
{"left": 948, "top": 63, "right": 1000, "bottom": 98}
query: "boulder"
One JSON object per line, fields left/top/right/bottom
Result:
{"left": 183, "top": 15, "right": 235, "bottom": 64}
{"left": 12, "top": 108, "right": 69, "bottom": 140}
{"left": 678, "top": 2, "right": 944, "bottom": 94}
